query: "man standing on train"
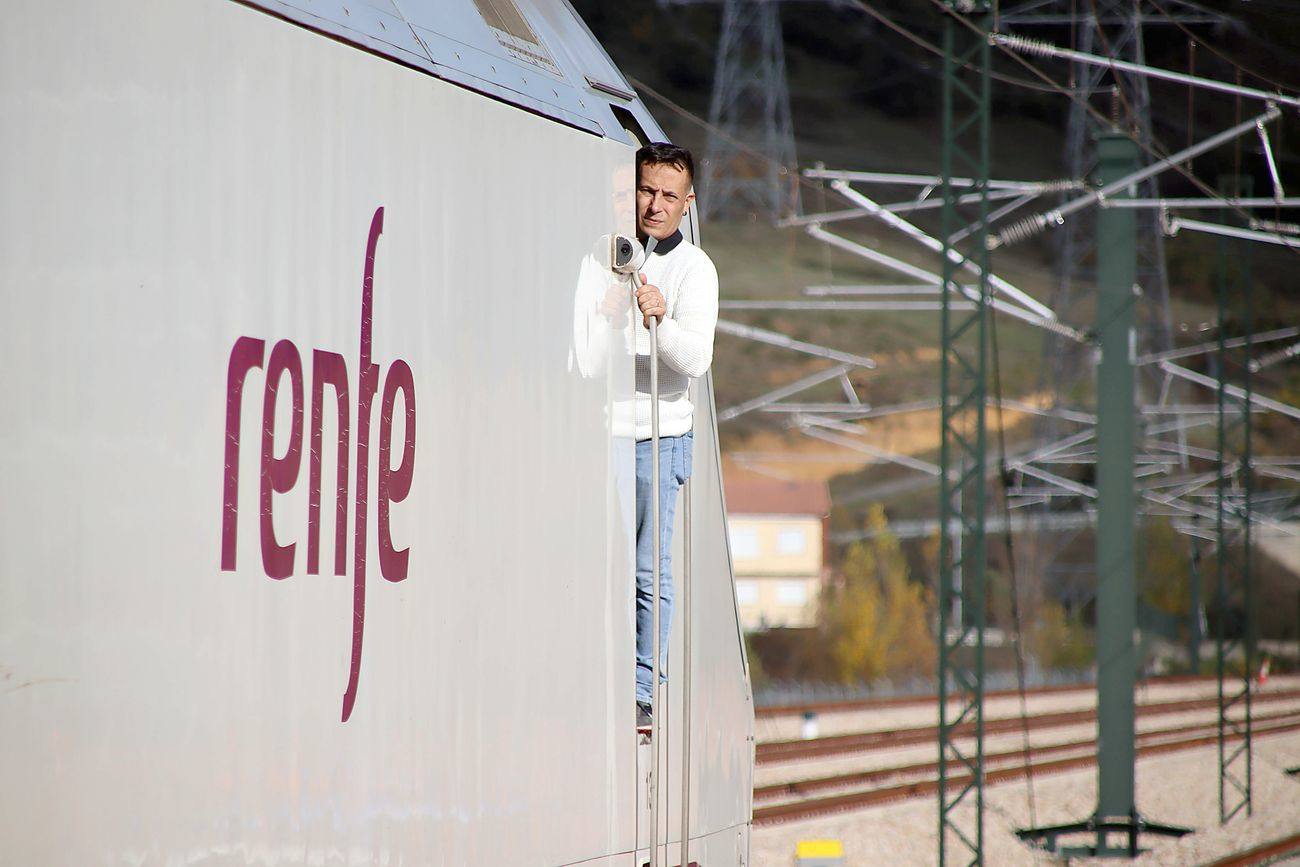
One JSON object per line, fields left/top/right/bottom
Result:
{"left": 631, "top": 143, "right": 719, "bottom": 730}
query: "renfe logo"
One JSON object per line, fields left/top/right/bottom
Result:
{"left": 219, "top": 207, "right": 416, "bottom": 722}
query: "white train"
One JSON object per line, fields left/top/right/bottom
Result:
{"left": 0, "top": 1, "right": 753, "bottom": 863}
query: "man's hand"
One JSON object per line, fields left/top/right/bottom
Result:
{"left": 636, "top": 275, "right": 666, "bottom": 328}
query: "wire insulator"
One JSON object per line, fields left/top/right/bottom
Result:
{"left": 1250, "top": 217, "right": 1300, "bottom": 236}
{"left": 1038, "top": 180, "right": 1086, "bottom": 193}
{"left": 993, "top": 32, "right": 1057, "bottom": 58}
{"left": 988, "top": 212, "right": 1054, "bottom": 249}
{"left": 1250, "top": 340, "right": 1300, "bottom": 372}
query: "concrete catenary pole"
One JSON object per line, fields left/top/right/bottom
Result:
{"left": 1093, "top": 132, "right": 1139, "bottom": 828}
{"left": 1016, "top": 129, "right": 1190, "bottom": 854}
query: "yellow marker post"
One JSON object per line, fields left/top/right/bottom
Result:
{"left": 795, "top": 839, "right": 844, "bottom": 866}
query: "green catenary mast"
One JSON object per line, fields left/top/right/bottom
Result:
{"left": 937, "top": 3, "right": 991, "bottom": 864}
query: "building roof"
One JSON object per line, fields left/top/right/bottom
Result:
{"left": 723, "top": 467, "right": 831, "bottom": 517}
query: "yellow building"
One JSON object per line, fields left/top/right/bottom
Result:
{"left": 724, "top": 470, "right": 830, "bottom": 631}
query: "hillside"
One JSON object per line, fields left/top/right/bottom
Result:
{"left": 574, "top": 0, "right": 1300, "bottom": 536}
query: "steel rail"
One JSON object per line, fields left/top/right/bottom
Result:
{"left": 755, "top": 675, "right": 1184, "bottom": 719}
{"left": 755, "top": 687, "right": 1300, "bottom": 764}
{"left": 752, "top": 718, "right": 1300, "bottom": 826}
{"left": 755, "top": 707, "right": 1300, "bottom": 804}
{"left": 1202, "top": 831, "right": 1300, "bottom": 867}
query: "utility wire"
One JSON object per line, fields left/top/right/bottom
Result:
{"left": 1086, "top": 0, "right": 1141, "bottom": 133}
{"left": 988, "top": 280, "right": 1040, "bottom": 828}
{"left": 624, "top": 74, "right": 835, "bottom": 208}
{"left": 1147, "top": 0, "right": 1300, "bottom": 95}
{"left": 918, "top": 0, "right": 1300, "bottom": 264}
{"left": 843, "top": 0, "right": 1061, "bottom": 93}
{"left": 641, "top": 0, "right": 1293, "bottom": 255}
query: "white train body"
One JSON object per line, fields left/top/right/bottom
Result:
{"left": 0, "top": 1, "right": 753, "bottom": 863}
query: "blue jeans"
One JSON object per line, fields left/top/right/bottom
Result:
{"left": 635, "top": 432, "right": 693, "bottom": 706}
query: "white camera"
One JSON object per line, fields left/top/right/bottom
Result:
{"left": 610, "top": 233, "right": 646, "bottom": 275}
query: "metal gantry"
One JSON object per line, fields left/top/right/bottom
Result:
{"left": 936, "top": 3, "right": 991, "bottom": 864}
{"left": 1215, "top": 176, "right": 1255, "bottom": 825}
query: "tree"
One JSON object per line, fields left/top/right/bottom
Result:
{"left": 1027, "top": 599, "right": 1094, "bottom": 672}
{"left": 820, "top": 504, "right": 935, "bottom": 683}
{"left": 1139, "top": 516, "right": 1191, "bottom": 619}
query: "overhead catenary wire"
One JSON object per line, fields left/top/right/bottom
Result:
{"left": 1147, "top": 0, "right": 1300, "bottom": 96}
{"left": 909, "top": 0, "right": 1300, "bottom": 262}
{"left": 988, "top": 271, "right": 1039, "bottom": 830}
{"left": 991, "top": 31, "right": 1300, "bottom": 111}
{"left": 635, "top": 2, "right": 1299, "bottom": 472}
{"left": 840, "top": 0, "right": 1062, "bottom": 93}
{"left": 989, "top": 106, "right": 1281, "bottom": 249}
{"left": 633, "top": 9, "right": 1289, "bottom": 348}
{"left": 638, "top": 1, "right": 1300, "bottom": 306}
{"left": 624, "top": 74, "right": 833, "bottom": 208}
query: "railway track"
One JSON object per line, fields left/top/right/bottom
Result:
{"left": 755, "top": 707, "right": 1300, "bottom": 803}
{"left": 756, "top": 673, "right": 1213, "bottom": 719}
{"left": 752, "top": 715, "right": 1300, "bottom": 826}
{"left": 757, "top": 687, "right": 1300, "bottom": 764}
{"left": 1203, "top": 831, "right": 1300, "bottom": 867}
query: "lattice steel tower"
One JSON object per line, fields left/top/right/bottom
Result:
{"left": 700, "top": 0, "right": 799, "bottom": 220}
{"left": 999, "top": 0, "right": 1229, "bottom": 604}
{"left": 1002, "top": 0, "right": 1225, "bottom": 366}
{"left": 936, "top": 4, "right": 993, "bottom": 863}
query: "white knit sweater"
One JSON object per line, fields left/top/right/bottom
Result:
{"left": 633, "top": 232, "right": 719, "bottom": 440}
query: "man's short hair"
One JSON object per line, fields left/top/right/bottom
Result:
{"left": 637, "top": 142, "right": 695, "bottom": 185}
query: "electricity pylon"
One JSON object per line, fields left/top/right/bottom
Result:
{"left": 663, "top": 0, "right": 799, "bottom": 220}
{"left": 998, "top": 0, "right": 1232, "bottom": 616}
{"left": 701, "top": 0, "right": 799, "bottom": 219}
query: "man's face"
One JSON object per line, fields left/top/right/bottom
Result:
{"left": 637, "top": 162, "right": 695, "bottom": 241}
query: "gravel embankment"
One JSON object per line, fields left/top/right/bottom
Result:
{"left": 752, "top": 683, "right": 1300, "bottom": 866}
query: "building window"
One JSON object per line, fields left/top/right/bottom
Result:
{"left": 735, "top": 581, "right": 759, "bottom": 606}
{"left": 776, "top": 528, "right": 806, "bottom": 555}
{"left": 776, "top": 582, "right": 808, "bottom": 606}
{"left": 730, "top": 527, "right": 759, "bottom": 559}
